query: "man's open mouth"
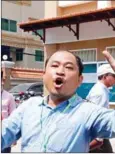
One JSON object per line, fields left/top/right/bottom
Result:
{"left": 54, "top": 77, "right": 64, "bottom": 88}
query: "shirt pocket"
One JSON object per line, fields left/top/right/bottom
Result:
{"left": 47, "top": 122, "right": 76, "bottom": 152}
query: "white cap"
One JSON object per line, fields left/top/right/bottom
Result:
{"left": 97, "top": 64, "right": 115, "bottom": 77}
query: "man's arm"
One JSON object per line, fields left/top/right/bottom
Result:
{"left": 89, "top": 138, "right": 103, "bottom": 151}
{"left": 2, "top": 99, "right": 30, "bottom": 150}
{"left": 87, "top": 93, "right": 108, "bottom": 108}
{"left": 86, "top": 105, "right": 115, "bottom": 140}
{"left": 87, "top": 93, "right": 108, "bottom": 149}
{"left": 8, "top": 94, "right": 16, "bottom": 115}
{"left": 103, "top": 50, "right": 115, "bottom": 71}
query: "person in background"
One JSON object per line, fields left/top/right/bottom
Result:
{"left": 103, "top": 50, "right": 115, "bottom": 71}
{"left": 1, "top": 51, "right": 115, "bottom": 152}
{"left": 1, "top": 70, "right": 16, "bottom": 153}
{"left": 87, "top": 64, "right": 115, "bottom": 152}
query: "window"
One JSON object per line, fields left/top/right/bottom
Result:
{"left": 32, "top": 30, "right": 43, "bottom": 37}
{"left": 109, "top": 85, "right": 115, "bottom": 102}
{"left": 38, "top": 30, "right": 43, "bottom": 37}
{"left": 77, "top": 83, "right": 95, "bottom": 99}
{"left": 106, "top": 46, "right": 115, "bottom": 58}
{"left": 16, "top": 49, "right": 23, "bottom": 61}
{"left": 10, "top": 20, "right": 17, "bottom": 32}
{"left": 71, "top": 48, "right": 97, "bottom": 62}
{"left": 83, "top": 64, "right": 97, "bottom": 73}
{"left": 35, "top": 50, "right": 44, "bottom": 61}
{"left": 2, "top": 18, "right": 9, "bottom": 31}
{"left": 1, "top": 18, "right": 17, "bottom": 32}
{"left": 1, "top": 45, "right": 11, "bottom": 61}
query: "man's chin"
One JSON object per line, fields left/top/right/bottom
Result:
{"left": 50, "top": 91, "right": 65, "bottom": 97}
{"left": 50, "top": 92, "right": 72, "bottom": 100}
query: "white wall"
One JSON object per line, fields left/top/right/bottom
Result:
{"left": 2, "top": 1, "right": 44, "bottom": 34}
{"left": 45, "top": 19, "right": 115, "bottom": 44}
{"left": 2, "top": 1, "right": 44, "bottom": 20}
{"left": 97, "top": 1, "right": 111, "bottom": 9}
{"left": 2, "top": 1, "right": 44, "bottom": 70}
{"left": 58, "top": 1, "right": 92, "bottom": 7}
{"left": 15, "top": 47, "right": 44, "bottom": 69}
{"left": 2, "top": 2, "right": 21, "bottom": 21}
{"left": 83, "top": 73, "right": 97, "bottom": 83}
{"left": 59, "top": 0, "right": 112, "bottom": 8}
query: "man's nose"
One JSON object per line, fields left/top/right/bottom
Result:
{"left": 56, "top": 67, "right": 65, "bottom": 75}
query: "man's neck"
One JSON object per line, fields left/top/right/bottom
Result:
{"left": 48, "top": 95, "right": 70, "bottom": 107}
{"left": 99, "top": 80, "right": 108, "bottom": 88}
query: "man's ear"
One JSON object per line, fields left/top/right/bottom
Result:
{"left": 78, "top": 75, "right": 83, "bottom": 87}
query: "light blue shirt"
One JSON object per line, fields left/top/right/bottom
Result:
{"left": 2, "top": 94, "right": 115, "bottom": 152}
{"left": 86, "top": 81, "right": 110, "bottom": 108}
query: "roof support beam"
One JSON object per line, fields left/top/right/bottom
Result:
{"left": 33, "top": 29, "right": 46, "bottom": 43}
{"left": 65, "top": 23, "right": 79, "bottom": 40}
{"left": 104, "top": 19, "right": 115, "bottom": 31}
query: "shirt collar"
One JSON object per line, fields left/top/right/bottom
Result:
{"left": 38, "top": 96, "right": 47, "bottom": 106}
{"left": 38, "top": 93, "right": 83, "bottom": 108}
{"left": 68, "top": 93, "right": 83, "bottom": 107}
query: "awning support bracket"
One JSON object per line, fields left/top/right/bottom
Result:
{"left": 65, "top": 23, "right": 79, "bottom": 40}
{"left": 104, "top": 19, "right": 115, "bottom": 31}
{"left": 32, "top": 29, "right": 46, "bottom": 43}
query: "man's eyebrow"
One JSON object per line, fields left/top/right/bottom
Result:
{"left": 51, "top": 61, "right": 74, "bottom": 65}
{"left": 65, "top": 62, "right": 74, "bottom": 65}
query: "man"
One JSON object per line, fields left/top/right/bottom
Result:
{"left": 1, "top": 70, "right": 16, "bottom": 153}
{"left": 87, "top": 64, "right": 115, "bottom": 108}
{"left": 1, "top": 51, "right": 115, "bottom": 152}
{"left": 103, "top": 50, "right": 115, "bottom": 71}
{"left": 86, "top": 63, "right": 115, "bottom": 152}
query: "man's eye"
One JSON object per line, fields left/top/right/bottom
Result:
{"left": 66, "top": 66, "right": 73, "bottom": 70}
{"left": 51, "top": 64, "right": 58, "bottom": 67}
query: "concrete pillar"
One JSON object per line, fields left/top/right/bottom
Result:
{"left": 97, "top": 0, "right": 111, "bottom": 9}
{"left": 44, "top": 44, "right": 57, "bottom": 61}
{"left": 2, "top": 61, "right": 15, "bottom": 90}
{"left": 43, "top": 44, "right": 57, "bottom": 96}
{"left": 44, "top": 1, "right": 58, "bottom": 18}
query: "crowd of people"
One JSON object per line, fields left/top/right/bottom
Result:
{"left": 1, "top": 50, "right": 115, "bottom": 153}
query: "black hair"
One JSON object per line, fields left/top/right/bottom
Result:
{"left": 75, "top": 56, "right": 84, "bottom": 76}
{"left": 44, "top": 51, "right": 84, "bottom": 76}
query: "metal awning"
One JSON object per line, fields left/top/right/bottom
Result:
{"left": 19, "top": 7, "right": 115, "bottom": 43}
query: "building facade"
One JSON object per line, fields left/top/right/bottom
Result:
{"left": 43, "top": 1, "right": 115, "bottom": 102}
{"left": 2, "top": 1, "right": 115, "bottom": 103}
{"left": 1, "top": 1, "right": 44, "bottom": 69}
{"left": 1, "top": 1, "right": 45, "bottom": 87}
